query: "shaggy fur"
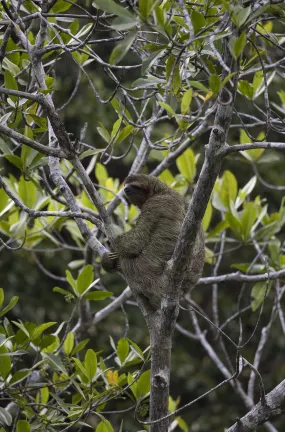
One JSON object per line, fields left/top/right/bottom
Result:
{"left": 102, "top": 174, "right": 205, "bottom": 309}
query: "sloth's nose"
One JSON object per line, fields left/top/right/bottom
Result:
{"left": 124, "top": 185, "right": 132, "bottom": 194}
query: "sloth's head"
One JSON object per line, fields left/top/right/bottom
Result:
{"left": 123, "top": 174, "right": 170, "bottom": 208}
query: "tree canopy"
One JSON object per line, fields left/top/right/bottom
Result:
{"left": 1, "top": 0, "right": 285, "bottom": 431}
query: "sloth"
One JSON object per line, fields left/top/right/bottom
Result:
{"left": 102, "top": 174, "right": 205, "bottom": 310}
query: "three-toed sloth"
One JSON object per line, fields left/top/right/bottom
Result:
{"left": 102, "top": 174, "right": 205, "bottom": 310}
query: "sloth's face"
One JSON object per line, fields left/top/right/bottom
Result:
{"left": 124, "top": 182, "right": 149, "bottom": 208}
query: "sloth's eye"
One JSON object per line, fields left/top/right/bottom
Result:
{"left": 124, "top": 184, "right": 141, "bottom": 194}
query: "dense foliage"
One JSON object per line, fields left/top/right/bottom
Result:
{"left": 1, "top": 0, "right": 285, "bottom": 431}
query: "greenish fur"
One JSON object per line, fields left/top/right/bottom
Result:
{"left": 102, "top": 175, "right": 205, "bottom": 309}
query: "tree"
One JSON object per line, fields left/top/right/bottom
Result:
{"left": 1, "top": 0, "right": 285, "bottom": 431}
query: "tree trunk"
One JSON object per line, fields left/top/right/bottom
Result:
{"left": 148, "top": 301, "right": 179, "bottom": 432}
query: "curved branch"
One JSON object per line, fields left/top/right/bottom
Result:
{"left": 0, "top": 123, "right": 66, "bottom": 158}
{"left": 227, "top": 379, "right": 285, "bottom": 432}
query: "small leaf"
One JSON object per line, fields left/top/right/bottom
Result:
{"left": 77, "top": 265, "right": 94, "bottom": 295}
{"left": 93, "top": 0, "right": 134, "bottom": 19}
{"left": 251, "top": 281, "right": 272, "bottom": 311}
{"left": 4, "top": 70, "right": 18, "bottom": 103}
{"left": 176, "top": 148, "right": 196, "bottom": 183}
{"left": 209, "top": 75, "right": 221, "bottom": 96}
{"left": 9, "top": 369, "right": 31, "bottom": 386}
{"left": 16, "top": 420, "right": 30, "bottom": 432}
{"left": 0, "top": 407, "right": 12, "bottom": 426}
{"left": 0, "top": 346, "right": 12, "bottom": 379}
{"left": 31, "top": 322, "right": 56, "bottom": 341}
{"left": 64, "top": 332, "right": 74, "bottom": 356}
{"left": 96, "top": 419, "right": 114, "bottom": 432}
{"left": 44, "top": 353, "right": 68, "bottom": 374}
{"left": 139, "top": 0, "right": 154, "bottom": 19}
{"left": 117, "top": 338, "right": 129, "bottom": 364}
{"left": 0, "top": 289, "right": 4, "bottom": 308}
{"left": 0, "top": 296, "right": 19, "bottom": 317}
{"left": 110, "top": 31, "right": 137, "bottom": 65}
{"left": 228, "top": 32, "right": 247, "bottom": 59}
{"left": 158, "top": 101, "right": 176, "bottom": 116}
{"left": 137, "top": 369, "right": 150, "bottom": 398}
{"left": 83, "top": 291, "right": 112, "bottom": 301}
{"left": 191, "top": 9, "right": 205, "bottom": 33}
{"left": 66, "top": 270, "right": 77, "bottom": 292}
{"left": 181, "top": 89, "right": 193, "bottom": 115}
{"left": 84, "top": 349, "right": 97, "bottom": 381}
{"left": 238, "top": 80, "right": 254, "bottom": 99}
{"left": 236, "top": 6, "right": 251, "bottom": 28}
{"left": 202, "top": 201, "right": 212, "bottom": 232}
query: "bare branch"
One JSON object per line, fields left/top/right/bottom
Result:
{"left": 227, "top": 379, "right": 285, "bottom": 432}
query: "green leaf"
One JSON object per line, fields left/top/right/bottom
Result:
{"left": 139, "top": 0, "right": 154, "bottom": 18}
{"left": 221, "top": 170, "right": 238, "bottom": 209}
{"left": 110, "top": 31, "right": 137, "bottom": 65}
{"left": 189, "top": 80, "right": 208, "bottom": 93}
{"left": 3, "top": 57, "right": 20, "bottom": 75}
{"left": 4, "top": 155, "right": 23, "bottom": 170}
{"left": 235, "top": 176, "right": 256, "bottom": 208}
{"left": 9, "top": 369, "right": 31, "bottom": 386}
{"left": 176, "top": 148, "right": 196, "bottom": 183}
{"left": 181, "top": 89, "right": 193, "bottom": 115}
{"left": 158, "top": 101, "right": 176, "bottom": 116}
{"left": 228, "top": 32, "right": 247, "bottom": 59}
{"left": 18, "top": 177, "right": 37, "bottom": 208}
{"left": 191, "top": 9, "right": 205, "bottom": 33}
{"left": 0, "top": 296, "right": 19, "bottom": 317}
{"left": 110, "top": 16, "right": 138, "bottom": 31}
{"left": 131, "top": 77, "right": 164, "bottom": 88}
{"left": 241, "top": 202, "right": 257, "bottom": 240}
{"left": 225, "top": 213, "right": 242, "bottom": 239}
{"left": 0, "top": 407, "right": 12, "bottom": 426}
{"left": 137, "top": 369, "right": 150, "bottom": 397}
{"left": 92, "top": 0, "right": 134, "bottom": 19}
{"left": 117, "top": 338, "right": 129, "bottom": 364}
{"left": 16, "top": 420, "right": 30, "bottom": 432}
{"left": 77, "top": 265, "right": 94, "bottom": 295}
{"left": 251, "top": 281, "right": 272, "bottom": 311}
{"left": 95, "top": 162, "right": 108, "bottom": 185}
{"left": 235, "top": 6, "right": 251, "bottom": 28}
{"left": 44, "top": 353, "right": 68, "bottom": 374}
{"left": 254, "top": 222, "right": 280, "bottom": 241}
{"left": 40, "top": 386, "right": 49, "bottom": 404}
{"left": 53, "top": 287, "right": 73, "bottom": 297}
{"left": 177, "top": 417, "right": 189, "bottom": 432}
{"left": 83, "top": 291, "right": 112, "bottom": 301}
{"left": 209, "top": 75, "right": 221, "bottom": 96}
{"left": 4, "top": 70, "right": 18, "bottom": 103}
{"left": 66, "top": 270, "right": 77, "bottom": 292}
{"left": 127, "top": 372, "right": 138, "bottom": 399}
{"left": 238, "top": 80, "right": 254, "bottom": 99}
{"left": 96, "top": 419, "right": 114, "bottom": 432}
{"left": 97, "top": 125, "right": 111, "bottom": 144}
{"left": 127, "top": 339, "right": 144, "bottom": 360}
{"left": 0, "top": 346, "right": 12, "bottom": 379}
{"left": 141, "top": 49, "right": 166, "bottom": 76}
{"left": 84, "top": 349, "right": 97, "bottom": 381}
{"left": 73, "top": 357, "right": 88, "bottom": 377}
{"left": 50, "top": 0, "right": 72, "bottom": 12}
{"left": 202, "top": 201, "right": 212, "bottom": 232}
{"left": 0, "top": 289, "right": 4, "bottom": 308}
{"left": 64, "top": 332, "right": 74, "bottom": 356}
{"left": 252, "top": 70, "right": 263, "bottom": 94}
{"left": 71, "top": 339, "right": 89, "bottom": 356}
{"left": 116, "top": 125, "right": 134, "bottom": 144}
{"left": 31, "top": 322, "right": 56, "bottom": 341}
{"left": 0, "top": 189, "right": 9, "bottom": 213}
